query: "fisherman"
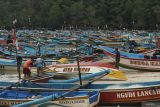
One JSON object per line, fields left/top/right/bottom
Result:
{"left": 35, "top": 56, "right": 46, "bottom": 76}
{"left": 115, "top": 48, "right": 120, "bottom": 69}
{"left": 16, "top": 56, "right": 23, "bottom": 79}
{"left": 129, "top": 45, "right": 134, "bottom": 53}
{"left": 37, "top": 42, "right": 41, "bottom": 56}
{"left": 23, "top": 57, "right": 34, "bottom": 78}
{"left": 87, "top": 44, "right": 93, "bottom": 55}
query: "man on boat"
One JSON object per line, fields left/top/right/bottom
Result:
{"left": 35, "top": 56, "right": 46, "bottom": 76}
{"left": 115, "top": 48, "right": 120, "bottom": 69}
{"left": 37, "top": 42, "right": 41, "bottom": 56}
{"left": 23, "top": 57, "right": 35, "bottom": 78}
{"left": 129, "top": 45, "right": 134, "bottom": 53}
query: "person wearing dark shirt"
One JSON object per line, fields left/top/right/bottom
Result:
{"left": 37, "top": 42, "right": 41, "bottom": 56}
{"left": 115, "top": 48, "right": 120, "bottom": 69}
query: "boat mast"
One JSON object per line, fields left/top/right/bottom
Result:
{"left": 12, "top": 19, "right": 22, "bottom": 79}
{"left": 76, "top": 55, "right": 82, "bottom": 85}
{"left": 12, "top": 19, "right": 17, "bottom": 55}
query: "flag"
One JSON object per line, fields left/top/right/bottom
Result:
{"left": 13, "top": 19, "right": 17, "bottom": 25}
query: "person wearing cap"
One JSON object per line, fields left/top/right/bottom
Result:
{"left": 23, "top": 58, "right": 34, "bottom": 78}
{"left": 35, "top": 56, "right": 46, "bottom": 76}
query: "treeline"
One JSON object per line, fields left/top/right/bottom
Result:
{"left": 0, "top": 0, "right": 159, "bottom": 30}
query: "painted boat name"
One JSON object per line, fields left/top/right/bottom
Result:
{"left": 117, "top": 89, "right": 160, "bottom": 99}
{"left": 63, "top": 68, "right": 90, "bottom": 72}
{"left": 130, "top": 60, "right": 160, "bottom": 66}
{"left": 0, "top": 100, "right": 24, "bottom": 106}
{"left": 59, "top": 99, "right": 85, "bottom": 104}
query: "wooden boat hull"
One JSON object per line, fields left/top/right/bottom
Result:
{"left": 106, "top": 54, "right": 160, "bottom": 71}
{"left": 0, "top": 96, "right": 95, "bottom": 107}
{"left": 1, "top": 81, "right": 160, "bottom": 104}
{"left": 47, "top": 61, "right": 115, "bottom": 74}
{"left": 119, "top": 57, "right": 160, "bottom": 71}
{"left": 99, "top": 86, "right": 160, "bottom": 104}
{"left": 0, "top": 90, "right": 99, "bottom": 107}
{"left": 100, "top": 45, "right": 160, "bottom": 71}
{"left": 0, "top": 58, "right": 18, "bottom": 71}
{"left": 48, "top": 65, "right": 109, "bottom": 74}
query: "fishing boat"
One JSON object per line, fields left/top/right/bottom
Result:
{"left": 0, "top": 57, "right": 18, "bottom": 71}
{"left": 48, "top": 69, "right": 111, "bottom": 83}
{"left": 47, "top": 61, "right": 114, "bottom": 74}
{"left": 0, "top": 69, "right": 110, "bottom": 91}
{"left": 1, "top": 81, "right": 160, "bottom": 105}
{"left": 44, "top": 61, "right": 127, "bottom": 81}
{"left": 99, "top": 45, "right": 160, "bottom": 71}
{"left": 85, "top": 81, "right": 160, "bottom": 105}
{"left": 0, "top": 90, "right": 99, "bottom": 107}
{"left": 99, "top": 85, "right": 160, "bottom": 105}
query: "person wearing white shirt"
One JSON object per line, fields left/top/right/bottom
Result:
{"left": 35, "top": 57, "right": 46, "bottom": 76}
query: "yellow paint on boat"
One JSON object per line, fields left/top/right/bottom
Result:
{"left": 58, "top": 58, "right": 69, "bottom": 64}
{"left": 106, "top": 69, "right": 128, "bottom": 81}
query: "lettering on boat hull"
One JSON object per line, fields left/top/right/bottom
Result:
{"left": 116, "top": 89, "right": 160, "bottom": 99}
{"left": 63, "top": 67, "right": 90, "bottom": 72}
{"left": 130, "top": 60, "right": 160, "bottom": 67}
{"left": 100, "top": 87, "right": 160, "bottom": 103}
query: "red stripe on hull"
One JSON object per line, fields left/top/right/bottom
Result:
{"left": 99, "top": 86, "right": 160, "bottom": 104}
{"left": 51, "top": 61, "right": 115, "bottom": 69}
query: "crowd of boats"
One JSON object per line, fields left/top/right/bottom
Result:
{"left": 0, "top": 29, "right": 160, "bottom": 107}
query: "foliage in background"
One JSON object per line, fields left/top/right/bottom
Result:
{"left": 0, "top": 0, "right": 159, "bottom": 30}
